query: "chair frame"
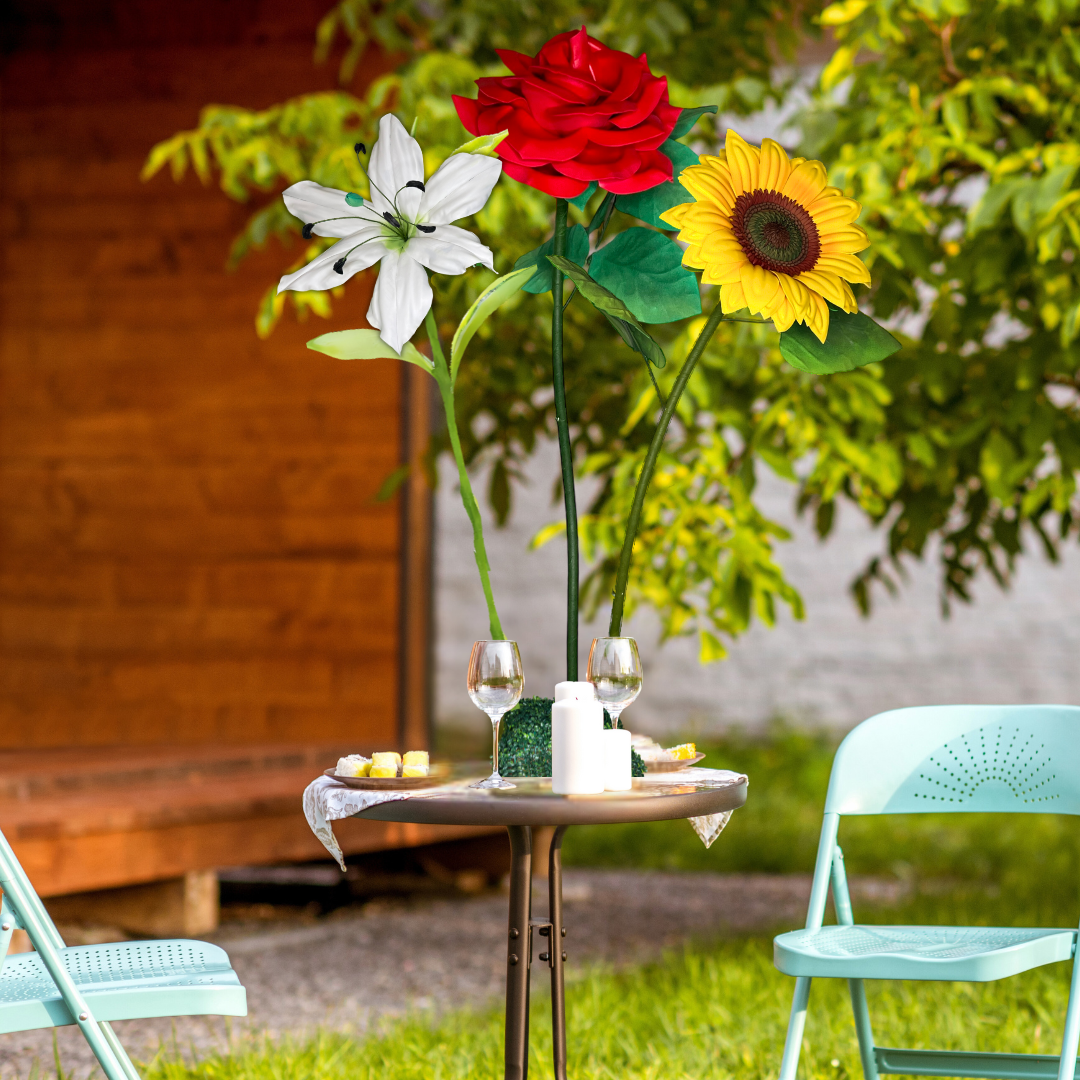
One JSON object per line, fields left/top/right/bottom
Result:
{"left": 0, "top": 822, "right": 249, "bottom": 1080}
{"left": 777, "top": 705, "right": 1080, "bottom": 1080}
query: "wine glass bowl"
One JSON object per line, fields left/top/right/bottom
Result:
{"left": 587, "top": 637, "right": 642, "bottom": 726}
{"left": 468, "top": 678, "right": 523, "bottom": 714}
{"left": 467, "top": 640, "right": 524, "bottom": 789}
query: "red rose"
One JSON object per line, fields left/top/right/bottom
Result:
{"left": 453, "top": 27, "right": 681, "bottom": 199}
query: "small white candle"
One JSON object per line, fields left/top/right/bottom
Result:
{"left": 551, "top": 681, "right": 604, "bottom": 794}
{"left": 601, "top": 728, "right": 632, "bottom": 791}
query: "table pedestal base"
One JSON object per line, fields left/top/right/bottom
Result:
{"left": 505, "top": 824, "right": 569, "bottom": 1080}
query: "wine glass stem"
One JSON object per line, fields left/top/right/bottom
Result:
{"left": 490, "top": 712, "right": 504, "bottom": 778}
{"left": 608, "top": 707, "right": 623, "bottom": 730}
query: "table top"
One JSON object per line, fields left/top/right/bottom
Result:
{"left": 356, "top": 774, "right": 747, "bottom": 827}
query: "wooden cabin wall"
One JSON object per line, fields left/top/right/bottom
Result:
{"left": 0, "top": 0, "right": 428, "bottom": 750}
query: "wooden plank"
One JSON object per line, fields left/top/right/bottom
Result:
{"left": 14, "top": 816, "right": 502, "bottom": 898}
{"left": 400, "top": 362, "right": 435, "bottom": 750}
{"left": 0, "top": 3, "right": 429, "bottom": 764}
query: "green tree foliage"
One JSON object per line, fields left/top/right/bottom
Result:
{"left": 805, "top": 0, "right": 1080, "bottom": 608}
{"left": 142, "top": 0, "right": 1080, "bottom": 660}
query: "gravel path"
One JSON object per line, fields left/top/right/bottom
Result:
{"left": 0, "top": 870, "right": 901, "bottom": 1079}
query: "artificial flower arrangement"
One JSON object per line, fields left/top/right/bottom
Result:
{"left": 277, "top": 25, "right": 899, "bottom": 676}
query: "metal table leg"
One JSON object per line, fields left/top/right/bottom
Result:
{"left": 547, "top": 825, "right": 569, "bottom": 1080}
{"left": 504, "top": 825, "right": 571, "bottom": 1080}
{"left": 505, "top": 825, "right": 533, "bottom": 1080}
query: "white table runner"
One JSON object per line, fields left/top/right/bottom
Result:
{"left": 303, "top": 768, "right": 747, "bottom": 869}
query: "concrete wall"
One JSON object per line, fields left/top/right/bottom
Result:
{"left": 435, "top": 440, "right": 1080, "bottom": 739}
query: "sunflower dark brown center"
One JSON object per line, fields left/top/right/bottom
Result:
{"left": 731, "top": 189, "right": 820, "bottom": 274}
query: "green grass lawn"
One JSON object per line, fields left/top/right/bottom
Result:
{"left": 147, "top": 939, "right": 1077, "bottom": 1080}
{"left": 144, "top": 725, "right": 1080, "bottom": 1080}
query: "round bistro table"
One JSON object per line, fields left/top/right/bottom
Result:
{"left": 358, "top": 775, "right": 747, "bottom": 1080}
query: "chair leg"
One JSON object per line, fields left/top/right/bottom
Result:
{"left": 99, "top": 1022, "right": 142, "bottom": 1080}
{"left": 848, "top": 980, "right": 879, "bottom": 1080}
{"left": 779, "top": 977, "right": 813, "bottom": 1080}
{"left": 1057, "top": 940, "right": 1080, "bottom": 1080}
{"left": 74, "top": 1017, "right": 131, "bottom": 1080}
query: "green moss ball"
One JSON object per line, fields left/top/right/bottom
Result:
{"left": 498, "top": 696, "right": 645, "bottom": 777}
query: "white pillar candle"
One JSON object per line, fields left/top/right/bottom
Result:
{"left": 601, "top": 728, "right": 632, "bottom": 791}
{"left": 551, "top": 681, "right": 604, "bottom": 795}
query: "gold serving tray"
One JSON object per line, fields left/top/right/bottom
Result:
{"left": 324, "top": 763, "right": 451, "bottom": 790}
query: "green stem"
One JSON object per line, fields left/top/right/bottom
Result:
{"left": 551, "top": 197, "right": 579, "bottom": 680}
{"left": 608, "top": 299, "right": 728, "bottom": 637}
{"left": 425, "top": 309, "right": 505, "bottom": 640}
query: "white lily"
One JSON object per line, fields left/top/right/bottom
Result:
{"left": 277, "top": 114, "right": 503, "bottom": 353}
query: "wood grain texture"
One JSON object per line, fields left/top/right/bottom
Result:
{"left": 0, "top": 747, "right": 496, "bottom": 895}
{"left": 17, "top": 816, "right": 498, "bottom": 897}
{"left": 0, "top": 1, "right": 430, "bottom": 752}
{"left": 399, "top": 363, "right": 435, "bottom": 751}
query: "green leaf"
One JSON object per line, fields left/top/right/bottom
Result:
{"left": 489, "top": 459, "right": 510, "bottom": 525}
{"left": 1062, "top": 300, "right": 1080, "bottom": 346}
{"left": 757, "top": 445, "right": 797, "bottom": 480}
{"left": 1012, "top": 163, "right": 1080, "bottom": 237}
{"left": 603, "top": 313, "right": 667, "bottom": 368}
{"left": 530, "top": 521, "right": 565, "bottom": 549}
{"left": 567, "top": 181, "right": 598, "bottom": 210}
{"left": 450, "top": 265, "right": 538, "bottom": 383}
{"left": 822, "top": 43, "right": 858, "bottom": 90}
{"left": 779, "top": 305, "right": 901, "bottom": 373}
{"left": 514, "top": 225, "right": 590, "bottom": 293}
{"left": 968, "top": 177, "right": 1025, "bottom": 235}
{"left": 451, "top": 130, "right": 509, "bottom": 157}
{"left": 942, "top": 94, "right": 968, "bottom": 143}
{"left": 616, "top": 138, "right": 700, "bottom": 228}
{"left": 620, "top": 385, "right": 659, "bottom": 435}
{"left": 587, "top": 191, "right": 616, "bottom": 233}
{"left": 307, "top": 328, "right": 435, "bottom": 372}
{"left": 374, "top": 464, "right": 411, "bottom": 503}
{"left": 699, "top": 629, "right": 728, "bottom": 663}
{"left": 546, "top": 255, "right": 644, "bottom": 326}
{"left": 547, "top": 255, "right": 667, "bottom": 368}
{"left": 980, "top": 430, "right": 1019, "bottom": 502}
{"left": 589, "top": 227, "right": 701, "bottom": 324}
{"left": 670, "top": 105, "right": 718, "bottom": 139}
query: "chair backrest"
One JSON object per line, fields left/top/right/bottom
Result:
{"left": 824, "top": 705, "right": 1080, "bottom": 816}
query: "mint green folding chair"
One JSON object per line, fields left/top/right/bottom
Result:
{"left": 774, "top": 705, "right": 1080, "bottom": 1080}
{"left": 0, "top": 826, "right": 246, "bottom": 1080}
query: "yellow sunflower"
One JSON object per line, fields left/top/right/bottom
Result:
{"left": 660, "top": 130, "right": 870, "bottom": 342}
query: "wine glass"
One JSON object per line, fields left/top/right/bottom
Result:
{"left": 467, "top": 640, "right": 524, "bottom": 789}
{"left": 587, "top": 637, "right": 642, "bottom": 729}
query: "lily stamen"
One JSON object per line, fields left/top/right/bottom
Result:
{"left": 348, "top": 141, "right": 400, "bottom": 216}
{"left": 331, "top": 233, "right": 385, "bottom": 275}
{"left": 302, "top": 212, "right": 382, "bottom": 240}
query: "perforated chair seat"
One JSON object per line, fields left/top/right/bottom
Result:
{"left": 775, "top": 924, "right": 1077, "bottom": 982}
{"left": 0, "top": 939, "right": 247, "bottom": 1035}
